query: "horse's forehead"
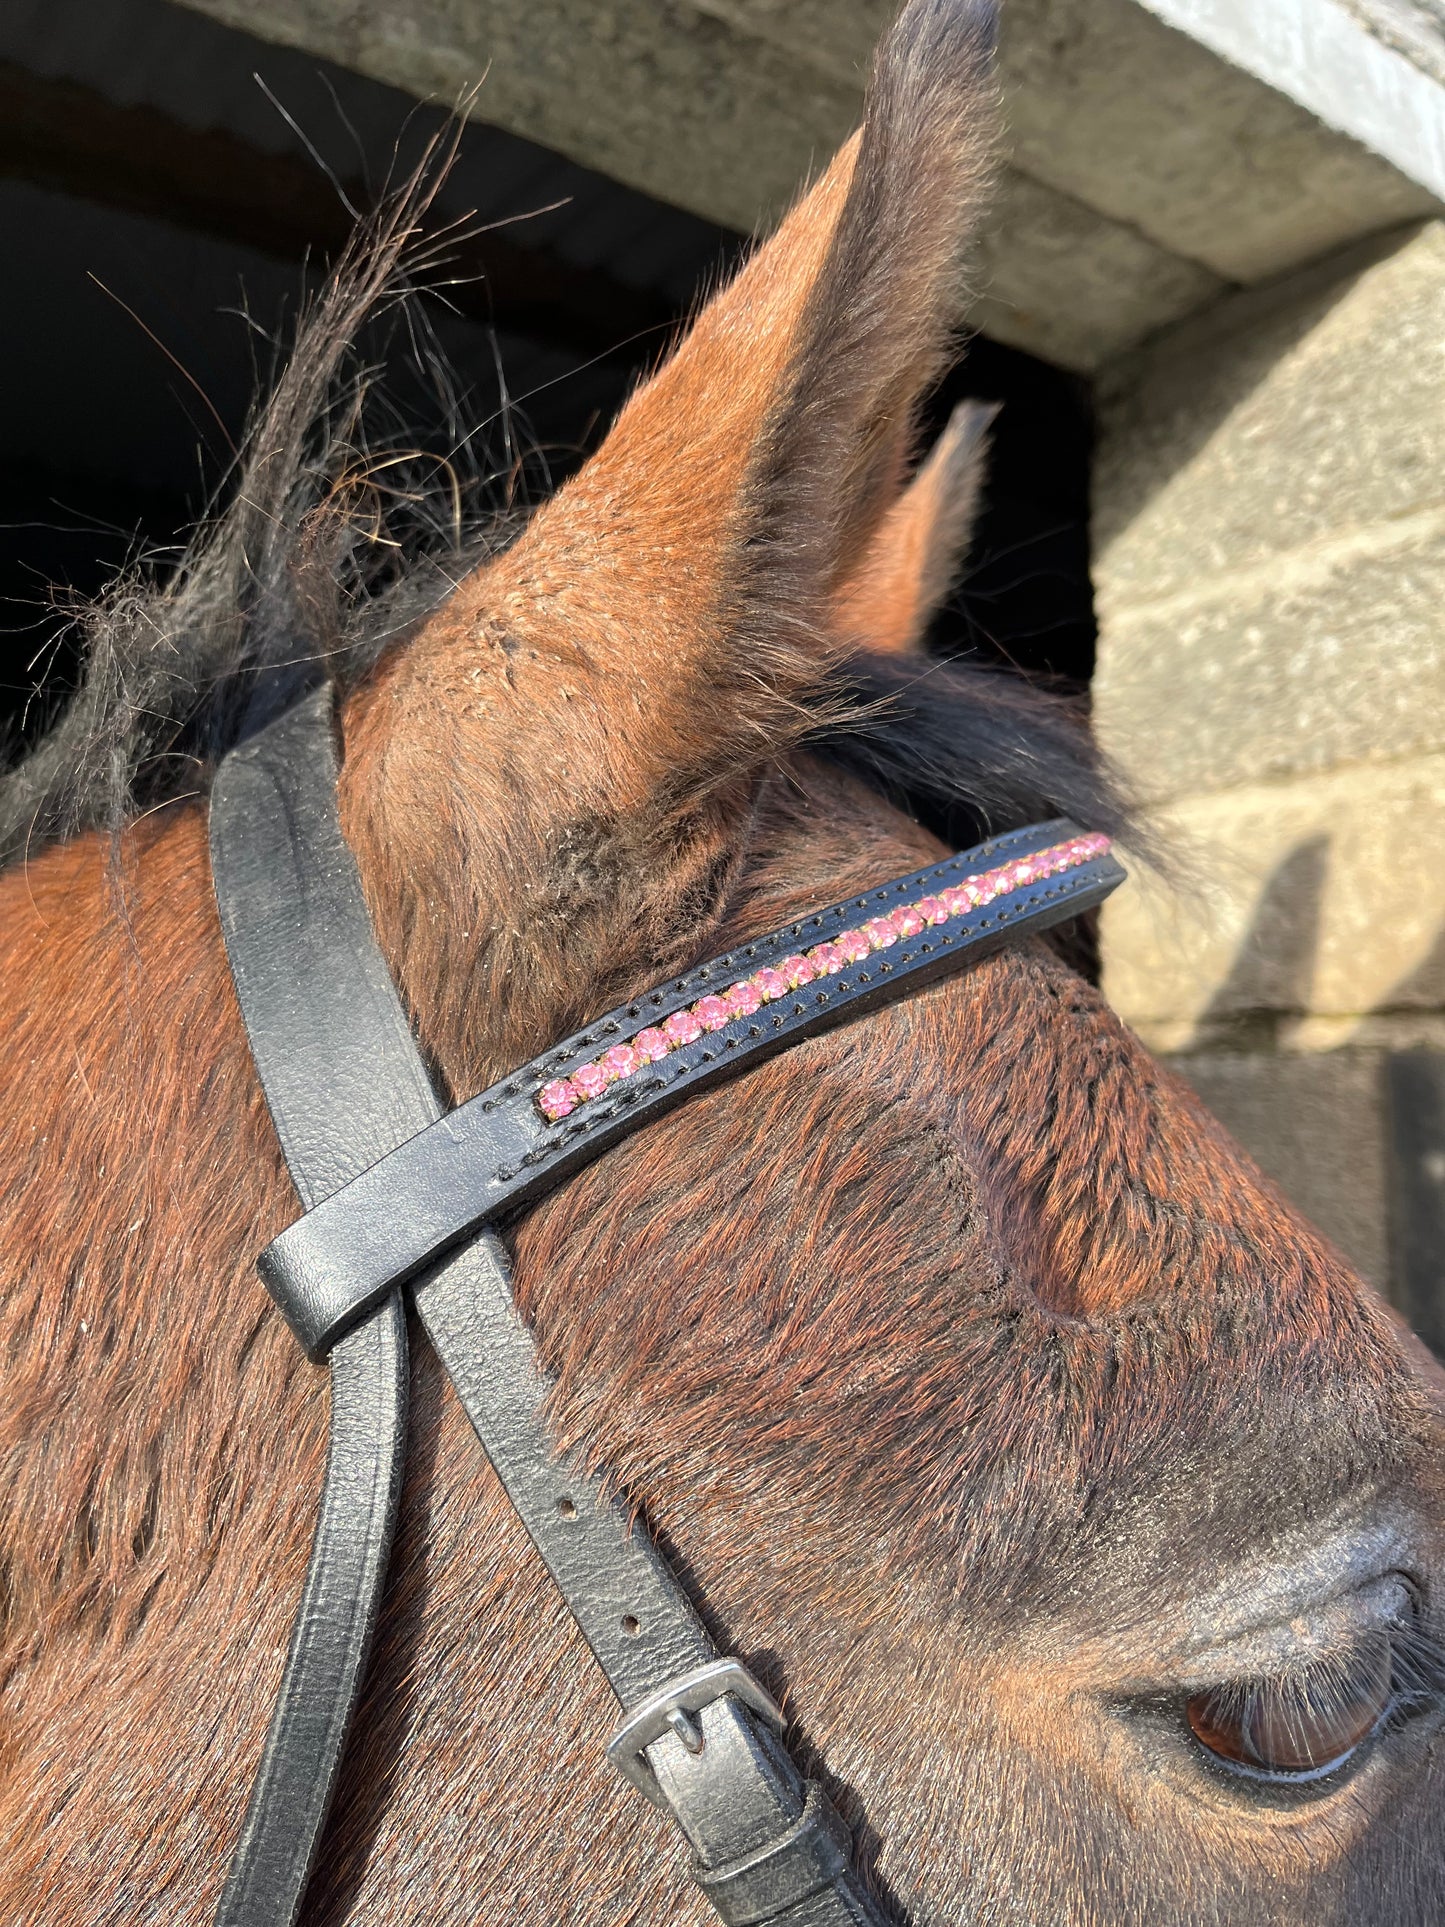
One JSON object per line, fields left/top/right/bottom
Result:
{"left": 510, "top": 903, "right": 1422, "bottom": 1571}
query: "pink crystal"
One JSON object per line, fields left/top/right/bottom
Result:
{"left": 806, "top": 941, "right": 844, "bottom": 975}
{"left": 538, "top": 1077, "right": 577, "bottom": 1120}
{"left": 633, "top": 1026, "right": 670, "bottom": 1061}
{"left": 663, "top": 1008, "right": 703, "bottom": 1046}
{"left": 780, "top": 954, "right": 816, "bottom": 987}
{"left": 913, "top": 895, "right": 947, "bottom": 926}
{"left": 600, "top": 1044, "right": 642, "bottom": 1080}
{"left": 571, "top": 1062, "right": 611, "bottom": 1100}
{"left": 863, "top": 915, "right": 899, "bottom": 950}
{"left": 942, "top": 886, "right": 973, "bottom": 917}
{"left": 694, "top": 994, "right": 732, "bottom": 1032}
{"left": 753, "top": 966, "right": 789, "bottom": 1001}
{"left": 837, "top": 929, "right": 871, "bottom": 965}
{"left": 894, "top": 905, "right": 924, "bottom": 938}
{"left": 725, "top": 979, "right": 764, "bottom": 1016}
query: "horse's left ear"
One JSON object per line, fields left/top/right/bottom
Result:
{"left": 341, "top": 0, "right": 1001, "bottom": 1080}
{"left": 831, "top": 399, "right": 996, "bottom": 657}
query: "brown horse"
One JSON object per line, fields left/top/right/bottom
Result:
{"left": 1, "top": 2, "right": 1442, "bottom": 1920}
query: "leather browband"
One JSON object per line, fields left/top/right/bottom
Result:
{"left": 207, "top": 687, "right": 1124, "bottom": 1927}
{"left": 261, "top": 819, "right": 1123, "bottom": 1360}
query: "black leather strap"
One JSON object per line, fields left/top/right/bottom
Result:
{"left": 209, "top": 690, "right": 417, "bottom": 1927}
{"left": 207, "top": 688, "right": 1124, "bottom": 1926}
{"left": 414, "top": 1240, "right": 889, "bottom": 1924}
{"left": 695, "top": 1783, "right": 857, "bottom": 1925}
{"left": 262, "top": 821, "right": 1124, "bottom": 1358}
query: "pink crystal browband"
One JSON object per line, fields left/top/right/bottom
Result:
{"left": 537, "top": 830, "right": 1112, "bottom": 1121}
{"left": 253, "top": 816, "right": 1126, "bottom": 1362}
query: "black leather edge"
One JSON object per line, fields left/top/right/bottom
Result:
{"left": 694, "top": 1781, "right": 856, "bottom": 1925}
{"left": 209, "top": 1307, "right": 407, "bottom": 1927}
{"left": 410, "top": 1223, "right": 717, "bottom": 1706}
{"left": 207, "top": 693, "right": 893, "bottom": 1927}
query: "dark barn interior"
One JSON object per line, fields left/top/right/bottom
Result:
{"left": 0, "top": 0, "right": 1096, "bottom": 771}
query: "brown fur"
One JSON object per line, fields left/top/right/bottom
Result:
{"left": 2, "top": 3, "right": 1443, "bottom": 1921}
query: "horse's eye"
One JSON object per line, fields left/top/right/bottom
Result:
{"left": 1185, "top": 1631, "right": 1393, "bottom": 1781}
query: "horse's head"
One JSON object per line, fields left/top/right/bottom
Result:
{"left": 329, "top": 0, "right": 1445, "bottom": 1915}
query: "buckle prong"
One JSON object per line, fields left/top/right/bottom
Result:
{"left": 607, "top": 1658, "right": 785, "bottom": 1806}
{"left": 667, "top": 1707, "right": 706, "bottom": 1754}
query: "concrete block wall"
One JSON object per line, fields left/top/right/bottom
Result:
{"left": 1092, "top": 220, "right": 1445, "bottom": 1345}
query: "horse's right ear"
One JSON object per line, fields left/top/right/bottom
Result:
{"left": 342, "top": 0, "right": 1001, "bottom": 1077}
{"left": 385, "top": 0, "right": 998, "bottom": 691}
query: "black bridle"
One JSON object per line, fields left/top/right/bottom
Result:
{"left": 206, "top": 686, "right": 1125, "bottom": 1925}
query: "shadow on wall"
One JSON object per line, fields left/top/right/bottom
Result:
{"left": 1177, "top": 837, "right": 1445, "bottom": 1355}
{"left": 1386, "top": 923, "right": 1445, "bottom": 1356}
{"left": 1191, "top": 836, "right": 1329, "bottom": 1050}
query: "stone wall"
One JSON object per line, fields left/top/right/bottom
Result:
{"left": 1092, "top": 220, "right": 1445, "bottom": 1346}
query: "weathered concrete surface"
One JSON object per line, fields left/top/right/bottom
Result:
{"left": 969, "top": 168, "right": 1223, "bottom": 371}
{"left": 1001, "top": 0, "right": 1435, "bottom": 283}
{"left": 1094, "top": 221, "right": 1445, "bottom": 799}
{"left": 1096, "top": 224, "right": 1445, "bottom": 600}
{"left": 682, "top": 0, "right": 1437, "bottom": 281}
{"left": 1094, "top": 218, "right": 1445, "bottom": 1328}
{"left": 171, "top": 0, "right": 1440, "bottom": 370}
{"left": 1103, "top": 753, "right": 1445, "bottom": 1050}
{"left": 1345, "top": 0, "right": 1445, "bottom": 88}
{"left": 1139, "top": 0, "right": 1445, "bottom": 207}
{"left": 1174, "top": 1048, "right": 1391, "bottom": 1285}
{"left": 1099, "top": 514, "right": 1445, "bottom": 801}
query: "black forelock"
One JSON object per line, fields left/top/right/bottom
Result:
{"left": 811, "top": 648, "right": 1141, "bottom": 853}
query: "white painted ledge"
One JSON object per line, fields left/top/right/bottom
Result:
{"left": 1140, "top": 0, "right": 1445, "bottom": 204}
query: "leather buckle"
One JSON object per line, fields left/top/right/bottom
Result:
{"left": 607, "top": 1658, "right": 786, "bottom": 1808}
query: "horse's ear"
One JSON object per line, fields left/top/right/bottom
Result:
{"left": 831, "top": 399, "right": 996, "bottom": 657}
{"left": 403, "top": 0, "right": 998, "bottom": 698}
{"left": 341, "top": 0, "right": 1000, "bottom": 1078}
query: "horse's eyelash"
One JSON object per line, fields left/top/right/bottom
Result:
{"left": 1211, "top": 1621, "right": 1445, "bottom": 1720}
{"left": 1382, "top": 1622, "right": 1445, "bottom": 1706}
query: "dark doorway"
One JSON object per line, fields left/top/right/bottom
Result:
{"left": 0, "top": 0, "right": 1095, "bottom": 760}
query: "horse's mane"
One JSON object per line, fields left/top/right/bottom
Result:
{"left": 0, "top": 154, "right": 1136, "bottom": 877}
{"left": 0, "top": 144, "right": 522, "bottom": 870}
